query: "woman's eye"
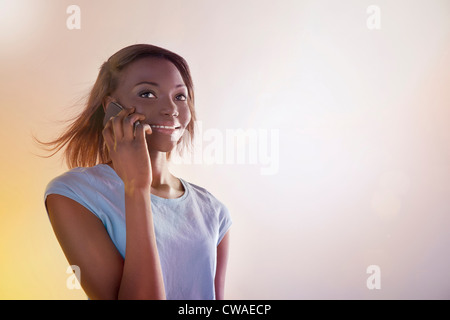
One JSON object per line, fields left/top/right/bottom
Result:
{"left": 176, "top": 94, "right": 187, "bottom": 101}
{"left": 139, "top": 91, "right": 156, "bottom": 98}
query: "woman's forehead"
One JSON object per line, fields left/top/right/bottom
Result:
{"left": 120, "top": 57, "right": 185, "bottom": 87}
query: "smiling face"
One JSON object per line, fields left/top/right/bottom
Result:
{"left": 108, "top": 57, "right": 192, "bottom": 153}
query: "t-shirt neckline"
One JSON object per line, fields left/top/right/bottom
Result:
{"left": 99, "top": 163, "right": 189, "bottom": 203}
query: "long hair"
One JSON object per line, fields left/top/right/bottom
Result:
{"left": 35, "top": 44, "right": 196, "bottom": 168}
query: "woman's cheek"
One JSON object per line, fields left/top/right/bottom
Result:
{"left": 181, "top": 106, "right": 192, "bottom": 126}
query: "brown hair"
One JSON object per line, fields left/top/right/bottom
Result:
{"left": 36, "top": 44, "right": 196, "bottom": 168}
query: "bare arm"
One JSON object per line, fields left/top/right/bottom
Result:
{"left": 46, "top": 186, "right": 165, "bottom": 299}
{"left": 118, "top": 186, "right": 165, "bottom": 299}
{"left": 215, "top": 230, "right": 231, "bottom": 300}
{"left": 46, "top": 194, "right": 124, "bottom": 299}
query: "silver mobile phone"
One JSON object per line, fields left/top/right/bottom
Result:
{"left": 103, "top": 101, "right": 140, "bottom": 128}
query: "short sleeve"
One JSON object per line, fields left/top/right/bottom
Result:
{"left": 217, "top": 204, "right": 232, "bottom": 246}
{"left": 43, "top": 165, "right": 128, "bottom": 258}
{"left": 43, "top": 170, "right": 98, "bottom": 219}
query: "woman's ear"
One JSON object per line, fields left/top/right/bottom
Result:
{"left": 102, "top": 96, "right": 115, "bottom": 113}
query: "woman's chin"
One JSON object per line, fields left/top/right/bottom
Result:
{"left": 147, "top": 142, "right": 178, "bottom": 154}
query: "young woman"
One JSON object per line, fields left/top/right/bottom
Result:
{"left": 42, "top": 44, "right": 232, "bottom": 300}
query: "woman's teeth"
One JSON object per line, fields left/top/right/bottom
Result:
{"left": 150, "top": 125, "right": 178, "bottom": 129}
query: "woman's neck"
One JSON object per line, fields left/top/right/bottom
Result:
{"left": 148, "top": 151, "right": 173, "bottom": 187}
{"left": 149, "top": 151, "right": 184, "bottom": 199}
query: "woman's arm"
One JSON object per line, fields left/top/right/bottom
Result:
{"left": 215, "top": 230, "right": 231, "bottom": 300}
{"left": 47, "top": 194, "right": 124, "bottom": 299}
{"left": 118, "top": 186, "right": 165, "bottom": 299}
{"left": 105, "top": 105, "right": 165, "bottom": 299}
{"left": 46, "top": 188, "right": 165, "bottom": 299}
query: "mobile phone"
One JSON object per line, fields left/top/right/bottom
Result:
{"left": 103, "top": 101, "right": 141, "bottom": 128}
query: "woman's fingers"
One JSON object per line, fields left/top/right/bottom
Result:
{"left": 135, "top": 122, "right": 152, "bottom": 143}
{"left": 102, "top": 105, "right": 150, "bottom": 159}
{"left": 123, "top": 113, "right": 146, "bottom": 140}
{"left": 102, "top": 117, "right": 115, "bottom": 151}
{"left": 105, "top": 106, "right": 146, "bottom": 141}
{"left": 111, "top": 114, "right": 124, "bottom": 140}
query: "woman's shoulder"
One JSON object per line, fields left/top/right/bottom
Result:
{"left": 181, "top": 179, "right": 232, "bottom": 232}
{"left": 46, "top": 164, "right": 120, "bottom": 192}
{"left": 181, "top": 178, "right": 228, "bottom": 210}
{"left": 44, "top": 164, "right": 123, "bottom": 217}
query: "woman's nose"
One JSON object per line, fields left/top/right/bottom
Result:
{"left": 160, "top": 98, "right": 179, "bottom": 117}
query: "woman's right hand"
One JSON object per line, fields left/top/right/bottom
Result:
{"left": 102, "top": 106, "right": 153, "bottom": 191}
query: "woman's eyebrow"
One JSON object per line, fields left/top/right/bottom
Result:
{"left": 134, "top": 81, "right": 186, "bottom": 88}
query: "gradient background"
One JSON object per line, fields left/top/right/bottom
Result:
{"left": 1, "top": 0, "right": 449, "bottom": 299}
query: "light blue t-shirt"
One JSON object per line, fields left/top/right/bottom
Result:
{"left": 44, "top": 164, "right": 232, "bottom": 300}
